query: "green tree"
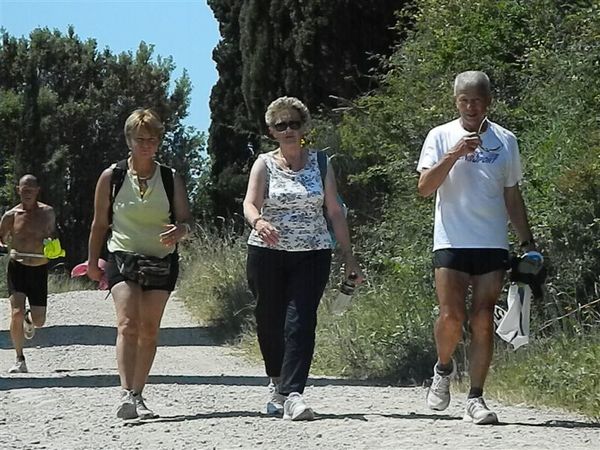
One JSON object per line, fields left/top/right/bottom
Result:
{"left": 207, "top": 0, "right": 406, "bottom": 218}
{"left": 0, "top": 27, "right": 205, "bottom": 266}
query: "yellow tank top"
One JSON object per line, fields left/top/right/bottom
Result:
{"left": 107, "top": 162, "right": 174, "bottom": 258}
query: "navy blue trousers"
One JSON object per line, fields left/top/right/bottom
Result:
{"left": 247, "top": 245, "right": 331, "bottom": 395}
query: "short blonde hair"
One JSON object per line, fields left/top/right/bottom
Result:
{"left": 264, "top": 96, "right": 311, "bottom": 129}
{"left": 124, "top": 108, "right": 164, "bottom": 146}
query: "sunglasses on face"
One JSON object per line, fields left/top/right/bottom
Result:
{"left": 273, "top": 120, "right": 302, "bottom": 132}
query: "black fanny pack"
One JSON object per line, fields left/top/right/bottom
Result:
{"left": 113, "top": 251, "right": 172, "bottom": 287}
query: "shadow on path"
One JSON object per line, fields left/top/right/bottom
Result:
{"left": 0, "top": 373, "right": 411, "bottom": 391}
{"left": 123, "top": 410, "right": 269, "bottom": 426}
{"left": 496, "top": 419, "right": 600, "bottom": 429}
{"left": 120, "top": 411, "right": 599, "bottom": 430}
{"left": 0, "top": 325, "right": 220, "bottom": 348}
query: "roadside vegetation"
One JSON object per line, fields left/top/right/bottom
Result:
{"left": 178, "top": 0, "right": 600, "bottom": 420}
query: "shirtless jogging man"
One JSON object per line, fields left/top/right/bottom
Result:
{"left": 0, "top": 174, "right": 56, "bottom": 373}
{"left": 417, "top": 71, "right": 536, "bottom": 424}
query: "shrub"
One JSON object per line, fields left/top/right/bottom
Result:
{"left": 177, "top": 226, "right": 255, "bottom": 337}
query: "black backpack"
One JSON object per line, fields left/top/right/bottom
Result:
{"left": 316, "top": 150, "right": 347, "bottom": 246}
{"left": 109, "top": 159, "right": 175, "bottom": 225}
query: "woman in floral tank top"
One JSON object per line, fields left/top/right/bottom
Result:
{"left": 243, "top": 97, "right": 364, "bottom": 421}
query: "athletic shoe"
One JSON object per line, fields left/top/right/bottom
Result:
{"left": 23, "top": 309, "right": 35, "bottom": 340}
{"left": 266, "top": 381, "right": 286, "bottom": 416}
{"left": 464, "top": 397, "right": 499, "bottom": 425}
{"left": 426, "top": 359, "right": 457, "bottom": 411}
{"left": 133, "top": 392, "right": 158, "bottom": 419}
{"left": 283, "top": 392, "right": 315, "bottom": 421}
{"left": 8, "top": 359, "right": 28, "bottom": 374}
{"left": 116, "top": 390, "right": 137, "bottom": 419}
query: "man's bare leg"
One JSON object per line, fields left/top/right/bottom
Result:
{"left": 9, "top": 293, "right": 26, "bottom": 359}
{"left": 29, "top": 306, "right": 47, "bottom": 328}
{"left": 468, "top": 270, "right": 504, "bottom": 390}
{"left": 434, "top": 268, "right": 470, "bottom": 366}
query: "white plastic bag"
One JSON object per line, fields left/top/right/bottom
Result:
{"left": 494, "top": 283, "right": 532, "bottom": 349}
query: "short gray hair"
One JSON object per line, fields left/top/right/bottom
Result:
{"left": 264, "top": 96, "right": 311, "bottom": 128}
{"left": 453, "top": 71, "right": 492, "bottom": 97}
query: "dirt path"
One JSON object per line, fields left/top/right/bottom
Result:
{"left": 0, "top": 290, "right": 598, "bottom": 449}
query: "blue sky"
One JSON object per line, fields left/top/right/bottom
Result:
{"left": 0, "top": 0, "right": 220, "bottom": 134}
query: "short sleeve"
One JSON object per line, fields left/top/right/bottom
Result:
{"left": 504, "top": 134, "right": 522, "bottom": 187}
{"left": 417, "top": 129, "right": 441, "bottom": 173}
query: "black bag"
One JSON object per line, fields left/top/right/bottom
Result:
{"left": 114, "top": 251, "right": 172, "bottom": 287}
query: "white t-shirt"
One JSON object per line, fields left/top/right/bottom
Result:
{"left": 417, "top": 119, "right": 522, "bottom": 251}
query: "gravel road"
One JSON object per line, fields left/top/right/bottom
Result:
{"left": 1, "top": 290, "right": 598, "bottom": 449}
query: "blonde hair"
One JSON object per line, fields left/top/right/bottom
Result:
{"left": 264, "top": 96, "right": 311, "bottom": 129}
{"left": 124, "top": 108, "right": 164, "bottom": 146}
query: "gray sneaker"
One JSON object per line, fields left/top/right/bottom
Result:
{"left": 23, "top": 309, "right": 35, "bottom": 340}
{"left": 8, "top": 359, "right": 28, "bottom": 374}
{"left": 426, "top": 359, "right": 456, "bottom": 411}
{"left": 133, "top": 392, "right": 158, "bottom": 419}
{"left": 283, "top": 392, "right": 314, "bottom": 421}
{"left": 266, "top": 381, "right": 286, "bottom": 416}
{"left": 116, "top": 390, "right": 137, "bottom": 419}
{"left": 464, "top": 397, "right": 498, "bottom": 425}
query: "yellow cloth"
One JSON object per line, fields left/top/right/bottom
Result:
{"left": 107, "top": 163, "right": 174, "bottom": 258}
{"left": 43, "top": 238, "right": 66, "bottom": 259}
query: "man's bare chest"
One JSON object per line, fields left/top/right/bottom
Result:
{"left": 13, "top": 212, "right": 47, "bottom": 238}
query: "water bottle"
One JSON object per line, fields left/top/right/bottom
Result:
{"left": 331, "top": 273, "right": 357, "bottom": 316}
{"left": 517, "top": 251, "right": 544, "bottom": 276}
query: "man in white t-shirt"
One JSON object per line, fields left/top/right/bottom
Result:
{"left": 417, "top": 71, "right": 536, "bottom": 424}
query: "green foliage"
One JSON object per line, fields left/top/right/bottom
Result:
{"left": 487, "top": 333, "right": 600, "bottom": 420}
{"left": 47, "top": 269, "right": 97, "bottom": 294}
{"left": 0, "top": 27, "right": 206, "bottom": 267}
{"left": 314, "top": 264, "right": 437, "bottom": 382}
{"left": 332, "top": 0, "right": 600, "bottom": 334}
{"left": 206, "top": 0, "right": 404, "bottom": 218}
{"left": 181, "top": 0, "right": 600, "bottom": 418}
{"left": 177, "top": 226, "right": 255, "bottom": 336}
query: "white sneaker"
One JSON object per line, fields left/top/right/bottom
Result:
{"left": 464, "top": 397, "right": 499, "bottom": 425}
{"left": 266, "top": 381, "right": 286, "bottom": 416}
{"left": 23, "top": 309, "right": 35, "bottom": 340}
{"left": 133, "top": 392, "right": 158, "bottom": 419}
{"left": 283, "top": 392, "right": 314, "bottom": 421}
{"left": 8, "top": 359, "right": 28, "bottom": 373}
{"left": 426, "top": 359, "right": 456, "bottom": 411}
{"left": 116, "top": 390, "right": 137, "bottom": 419}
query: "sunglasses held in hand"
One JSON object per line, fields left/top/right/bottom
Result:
{"left": 273, "top": 120, "right": 302, "bottom": 132}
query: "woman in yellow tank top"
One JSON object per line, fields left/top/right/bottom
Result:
{"left": 87, "top": 108, "right": 193, "bottom": 420}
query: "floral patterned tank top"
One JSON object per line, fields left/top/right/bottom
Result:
{"left": 247, "top": 149, "right": 333, "bottom": 251}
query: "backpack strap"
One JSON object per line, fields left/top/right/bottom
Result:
{"left": 109, "top": 160, "right": 175, "bottom": 225}
{"left": 109, "top": 159, "right": 128, "bottom": 225}
{"left": 159, "top": 164, "right": 176, "bottom": 224}
{"left": 317, "top": 150, "right": 328, "bottom": 187}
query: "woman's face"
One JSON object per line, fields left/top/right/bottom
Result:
{"left": 129, "top": 127, "right": 160, "bottom": 158}
{"left": 269, "top": 109, "right": 304, "bottom": 145}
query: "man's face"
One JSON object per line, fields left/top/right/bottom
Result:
{"left": 455, "top": 88, "right": 491, "bottom": 132}
{"left": 17, "top": 182, "right": 39, "bottom": 203}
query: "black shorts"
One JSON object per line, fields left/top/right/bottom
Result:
{"left": 433, "top": 248, "right": 509, "bottom": 276}
{"left": 105, "top": 251, "right": 179, "bottom": 292}
{"left": 7, "top": 259, "right": 49, "bottom": 307}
